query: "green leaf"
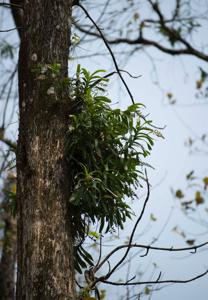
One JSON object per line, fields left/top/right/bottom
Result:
{"left": 66, "top": 66, "right": 157, "bottom": 242}
{"left": 82, "top": 68, "right": 90, "bottom": 82}
{"left": 150, "top": 213, "right": 157, "bottom": 221}
{"left": 186, "top": 170, "right": 195, "bottom": 180}
{"left": 88, "top": 231, "right": 100, "bottom": 239}
{"left": 94, "top": 96, "right": 111, "bottom": 103}
{"left": 78, "top": 246, "right": 94, "bottom": 266}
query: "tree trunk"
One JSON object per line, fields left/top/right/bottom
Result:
{"left": 16, "top": 1, "right": 75, "bottom": 299}
{"left": 0, "top": 201, "right": 16, "bottom": 300}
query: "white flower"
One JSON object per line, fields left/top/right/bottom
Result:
{"left": 153, "top": 130, "right": 164, "bottom": 139}
{"left": 47, "top": 87, "right": 55, "bottom": 95}
{"left": 37, "top": 75, "right": 46, "bottom": 80}
{"left": 68, "top": 125, "right": 75, "bottom": 132}
{"left": 31, "top": 53, "right": 37, "bottom": 61}
{"left": 71, "top": 33, "right": 80, "bottom": 46}
{"left": 41, "top": 65, "right": 48, "bottom": 74}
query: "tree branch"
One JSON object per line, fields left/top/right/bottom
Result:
{"left": 94, "top": 240, "right": 208, "bottom": 271}
{"left": 76, "top": 24, "right": 208, "bottom": 62}
{"left": 99, "top": 170, "right": 150, "bottom": 279}
{"left": 77, "top": 3, "right": 135, "bottom": 104}
{"left": 101, "top": 269, "right": 208, "bottom": 286}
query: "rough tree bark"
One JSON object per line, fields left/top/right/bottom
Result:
{"left": 0, "top": 188, "right": 16, "bottom": 300}
{"left": 16, "top": 0, "right": 75, "bottom": 299}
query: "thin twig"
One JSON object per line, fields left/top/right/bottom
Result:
{"left": 90, "top": 69, "right": 141, "bottom": 89}
{"left": 78, "top": 3, "right": 135, "bottom": 104}
{"left": 102, "top": 269, "right": 208, "bottom": 286}
{"left": 93, "top": 240, "right": 208, "bottom": 273}
{"left": 0, "top": 27, "right": 22, "bottom": 33}
{"left": 0, "top": 2, "right": 22, "bottom": 8}
{"left": 96, "top": 170, "right": 150, "bottom": 278}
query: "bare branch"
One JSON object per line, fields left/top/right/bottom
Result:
{"left": 94, "top": 170, "right": 150, "bottom": 280}
{"left": 77, "top": 3, "right": 135, "bottom": 104}
{"left": 94, "top": 240, "right": 208, "bottom": 273}
{"left": 0, "top": 2, "right": 22, "bottom": 8}
{"left": 75, "top": 0, "right": 208, "bottom": 64}
{"left": 76, "top": 24, "right": 208, "bottom": 62}
{"left": 101, "top": 269, "right": 208, "bottom": 286}
{"left": 0, "top": 27, "right": 22, "bottom": 33}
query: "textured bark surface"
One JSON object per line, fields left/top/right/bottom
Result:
{"left": 16, "top": 1, "right": 75, "bottom": 299}
{"left": 0, "top": 205, "right": 16, "bottom": 300}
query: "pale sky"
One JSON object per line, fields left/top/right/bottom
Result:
{"left": 71, "top": 2, "right": 208, "bottom": 299}
{"left": 0, "top": 1, "right": 208, "bottom": 299}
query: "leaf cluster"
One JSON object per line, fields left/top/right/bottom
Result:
{"left": 66, "top": 67, "right": 154, "bottom": 264}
